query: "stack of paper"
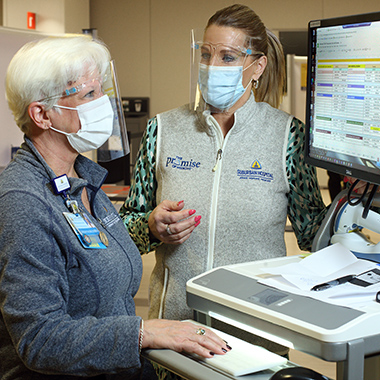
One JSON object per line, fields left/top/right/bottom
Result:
{"left": 184, "top": 321, "right": 287, "bottom": 376}
{"left": 258, "top": 244, "right": 380, "bottom": 309}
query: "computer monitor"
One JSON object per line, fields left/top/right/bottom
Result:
{"left": 305, "top": 12, "right": 380, "bottom": 187}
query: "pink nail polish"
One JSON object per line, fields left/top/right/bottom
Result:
{"left": 194, "top": 215, "right": 202, "bottom": 223}
{"left": 177, "top": 200, "right": 184, "bottom": 207}
{"left": 194, "top": 221, "right": 201, "bottom": 227}
{"left": 189, "top": 209, "right": 196, "bottom": 216}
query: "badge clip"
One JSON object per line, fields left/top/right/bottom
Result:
{"left": 51, "top": 174, "right": 71, "bottom": 195}
{"left": 66, "top": 199, "right": 80, "bottom": 214}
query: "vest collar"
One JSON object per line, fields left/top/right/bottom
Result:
{"left": 197, "top": 92, "right": 260, "bottom": 134}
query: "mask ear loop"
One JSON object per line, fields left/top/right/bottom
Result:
{"left": 250, "top": 54, "right": 266, "bottom": 89}
{"left": 243, "top": 51, "right": 264, "bottom": 90}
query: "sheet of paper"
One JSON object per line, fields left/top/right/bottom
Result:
{"left": 282, "top": 259, "right": 377, "bottom": 291}
{"left": 183, "top": 320, "right": 287, "bottom": 376}
{"left": 258, "top": 243, "right": 380, "bottom": 309}
{"left": 266, "top": 244, "right": 359, "bottom": 277}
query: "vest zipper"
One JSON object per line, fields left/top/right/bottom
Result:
{"left": 208, "top": 145, "right": 224, "bottom": 270}
{"left": 207, "top": 115, "right": 233, "bottom": 270}
{"left": 158, "top": 267, "right": 169, "bottom": 319}
{"left": 212, "top": 149, "right": 223, "bottom": 172}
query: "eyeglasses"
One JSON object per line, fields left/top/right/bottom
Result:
{"left": 193, "top": 41, "right": 263, "bottom": 66}
{"left": 37, "top": 76, "right": 105, "bottom": 103}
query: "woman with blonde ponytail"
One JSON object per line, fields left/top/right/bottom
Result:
{"left": 254, "top": 29, "right": 286, "bottom": 108}
{"left": 121, "top": 3, "right": 327, "bottom": 358}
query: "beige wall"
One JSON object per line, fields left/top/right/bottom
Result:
{"left": 2, "top": 0, "right": 380, "bottom": 117}
{"left": 90, "top": 1, "right": 151, "bottom": 100}
{"left": 89, "top": 0, "right": 380, "bottom": 117}
{"left": 2, "top": 0, "right": 89, "bottom": 33}
{"left": 0, "top": 0, "right": 90, "bottom": 166}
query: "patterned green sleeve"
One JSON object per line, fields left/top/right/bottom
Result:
{"left": 286, "top": 118, "right": 328, "bottom": 251}
{"left": 119, "top": 117, "right": 162, "bottom": 254}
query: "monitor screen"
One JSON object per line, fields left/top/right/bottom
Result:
{"left": 305, "top": 12, "right": 380, "bottom": 186}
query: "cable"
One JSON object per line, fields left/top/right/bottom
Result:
{"left": 362, "top": 184, "right": 378, "bottom": 219}
{"left": 347, "top": 179, "right": 370, "bottom": 206}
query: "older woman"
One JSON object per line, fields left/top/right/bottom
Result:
{"left": 0, "top": 36, "right": 229, "bottom": 380}
{"left": 120, "top": 4, "right": 327, "bottom": 355}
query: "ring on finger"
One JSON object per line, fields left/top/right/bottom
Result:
{"left": 196, "top": 327, "right": 206, "bottom": 336}
{"left": 166, "top": 224, "right": 173, "bottom": 235}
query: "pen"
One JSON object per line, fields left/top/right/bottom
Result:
{"left": 310, "top": 274, "right": 356, "bottom": 291}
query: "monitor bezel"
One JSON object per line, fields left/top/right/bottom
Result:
{"left": 305, "top": 11, "right": 380, "bottom": 186}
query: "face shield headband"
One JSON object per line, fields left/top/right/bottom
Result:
{"left": 190, "top": 29, "right": 264, "bottom": 113}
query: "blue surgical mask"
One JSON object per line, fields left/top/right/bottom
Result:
{"left": 198, "top": 63, "right": 252, "bottom": 110}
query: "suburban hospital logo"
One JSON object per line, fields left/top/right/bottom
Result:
{"left": 166, "top": 155, "right": 201, "bottom": 170}
{"left": 237, "top": 160, "right": 274, "bottom": 182}
{"left": 252, "top": 160, "right": 261, "bottom": 169}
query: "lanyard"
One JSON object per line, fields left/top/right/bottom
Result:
{"left": 51, "top": 174, "right": 109, "bottom": 248}
{"left": 51, "top": 174, "right": 81, "bottom": 213}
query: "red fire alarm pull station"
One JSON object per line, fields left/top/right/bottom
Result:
{"left": 27, "top": 12, "right": 36, "bottom": 29}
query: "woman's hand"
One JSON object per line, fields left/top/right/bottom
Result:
{"left": 148, "top": 200, "right": 201, "bottom": 244}
{"left": 142, "top": 320, "right": 231, "bottom": 358}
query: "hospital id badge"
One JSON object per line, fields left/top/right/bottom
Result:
{"left": 63, "top": 212, "right": 107, "bottom": 249}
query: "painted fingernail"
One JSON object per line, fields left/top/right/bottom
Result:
{"left": 210, "top": 351, "right": 215, "bottom": 356}
{"left": 194, "top": 221, "right": 201, "bottom": 227}
{"left": 222, "top": 348, "right": 227, "bottom": 353}
{"left": 227, "top": 345, "right": 232, "bottom": 350}
{"left": 194, "top": 215, "right": 202, "bottom": 223}
{"left": 177, "top": 200, "right": 184, "bottom": 206}
{"left": 189, "top": 209, "right": 196, "bottom": 216}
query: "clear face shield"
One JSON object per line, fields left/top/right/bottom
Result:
{"left": 39, "top": 60, "right": 129, "bottom": 162}
{"left": 97, "top": 60, "right": 129, "bottom": 162}
{"left": 190, "top": 29, "right": 262, "bottom": 113}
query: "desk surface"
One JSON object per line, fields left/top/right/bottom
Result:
{"left": 144, "top": 349, "right": 296, "bottom": 380}
{"left": 187, "top": 257, "right": 380, "bottom": 380}
{"left": 187, "top": 257, "right": 380, "bottom": 345}
{"left": 101, "top": 185, "right": 130, "bottom": 201}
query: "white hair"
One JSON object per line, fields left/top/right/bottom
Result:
{"left": 5, "top": 35, "right": 111, "bottom": 134}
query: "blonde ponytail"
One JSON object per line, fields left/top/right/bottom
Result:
{"left": 254, "top": 30, "right": 286, "bottom": 109}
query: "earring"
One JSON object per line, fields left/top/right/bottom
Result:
{"left": 253, "top": 79, "right": 259, "bottom": 89}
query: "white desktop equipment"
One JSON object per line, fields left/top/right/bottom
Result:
{"left": 186, "top": 256, "right": 380, "bottom": 380}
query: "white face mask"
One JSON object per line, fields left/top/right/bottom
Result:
{"left": 50, "top": 95, "right": 114, "bottom": 154}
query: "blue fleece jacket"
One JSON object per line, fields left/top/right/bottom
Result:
{"left": 0, "top": 138, "right": 152, "bottom": 379}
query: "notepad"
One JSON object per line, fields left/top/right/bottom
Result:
{"left": 183, "top": 321, "right": 288, "bottom": 377}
